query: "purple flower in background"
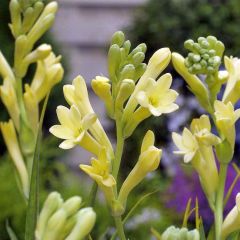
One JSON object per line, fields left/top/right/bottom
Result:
{"left": 166, "top": 164, "right": 240, "bottom": 226}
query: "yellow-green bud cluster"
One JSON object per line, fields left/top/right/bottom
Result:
{"left": 184, "top": 36, "right": 224, "bottom": 75}
{"left": 108, "top": 31, "right": 147, "bottom": 83}
{"left": 161, "top": 226, "right": 200, "bottom": 240}
{"left": 35, "top": 192, "right": 96, "bottom": 240}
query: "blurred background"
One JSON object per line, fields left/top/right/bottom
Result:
{"left": 1, "top": 0, "right": 240, "bottom": 239}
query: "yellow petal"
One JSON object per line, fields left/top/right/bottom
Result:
{"left": 59, "top": 139, "right": 76, "bottom": 149}
{"left": 141, "top": 130, "right": 155, "bottom": 153}
{"left": 49, "top": 125, "right": 75, "bottom": 139}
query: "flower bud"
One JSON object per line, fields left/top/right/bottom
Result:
{"left": 0, "top": 80, "right": 20, "bottom": 130}
{"left": 91, "top": 76, "right": 114, "bottom": 118}
{"left": 35, "top": 192, "right": 63, "bottom": 239}
{"left": 62, "top": 196, "right": 82, "bottom": 217}
{"left": 24, "top": 84, "right": 39, "bottom": 133}
{"left": 161, "top": 226, "right": 200, "bottom": 240}
{"left": 172, "top": 52, "right": 212, "bottom": 113}
{"left": 119, "top": 64, "right": 135, "bottom": 81}
{"left": 66, "top": 207, "right": 96, "bottom": 240}
{"left": 43, "top": 209, "right": 67, "bottom": 240}
{"left": 1, "top": 120, "right": 29, "bottom": 198}
{"left": 116, "top": 79, "right": 135, "bottom": 111}
{"left": 27, "top": 2, "right": 58, "bottom": 50}
{"left": 22, "top": 1, "right": 44, "bottom": 33}
{"left": 0, "top": 52, "right": 15, "bottom": 82}
{"left": 9, "top": 0, "right": 21, "bottom": 37}
{"left": 108, "top": 44, "right": 121, "bottom": 81}
{"left": 222, "top": 193, "right": 240, "bottom": 240}
{"left": 111, "top": 31, "right": 125, "bottom": 47}
{"left": 118, "top": 131, "right": 161, "bottom": 207}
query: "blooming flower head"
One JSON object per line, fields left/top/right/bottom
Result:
{"left": 136, "top": 73, "right": 178, "bottom": 116}
{"left": 80, "top": 148, "right": 116, "bottom": 204}
{"left": 80, "top": 148, "right": 115, "bottom": 188}
{"left": 63, "top": 76, "right": 114, "bottom": 158}
{"left": 223, "top": 56, "right": 240, "bottom": 105}
{"left": 190, "top": 114, "right": 220, "bottom": 146}
{"left": 214, "top": 100, "right": 240, "bottom": 148}
{"left": 172, "top": 128, "right": 199, "bottom": 163}
{"left": 50, "top": 105, "right": 100, "bottom": 155}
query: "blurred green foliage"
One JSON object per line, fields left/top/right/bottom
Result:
{"left": 128, "top": 0, "right": 240, "bottom": 57}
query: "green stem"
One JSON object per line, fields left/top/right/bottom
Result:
{"left": 112, "top": 118, "right": 124, "bottom": 180}
{"left": 87, "top": 182, "right": 98, "bottom": 206}
{"left": 214, "top": 163, "right": 228, "bottom": 240}
{"left": 114, "top": 216, "right": 126, "bottom": 240}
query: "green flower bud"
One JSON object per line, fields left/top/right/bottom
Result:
{"left": 27, "top": 2, "right": 58, "bottom": 50}
{"left": 62, "top": 196, "right": 82, "bottom": 217}
{"left": 161, "top": 226, "right": 200, "bottom": 240}
{"left": 43, "top": 209, "right": 67, "bottom": 240}
{"left": 22, "top": 1, "right": 44, "bottom": 33}
{"left": 9, "top": 0, "right": 22, "bottom": 37}
{"left": 36, "top": 192, "right": 63, "bottom": 239}
{"left": 66, "top": 207, "right": 96, "bottom": 240}
{"left": 122, "top": 40, "right": 131, "bottom": 56}
{"left": 184, "top": 36, "right": 224, "bottom": 75}
{"left": 132, "top": 52, "right": 145, "bottom": 66}
{"left": 134, "top": 63, "right": 147, "bottom": 81}
{"left": 108, "top": 44, "right": 121, "bottom": 80}
{"left": 115, "top": 79, "right": 135, "bottom": 110}
{"left": 119, "top": 64, "right": 135, "bottom": 81}
{"left": 184, "top": 39, "right": 194, "bottom": 50}
{"left": 111, "top": 31, "right": 125, "bottom": 47}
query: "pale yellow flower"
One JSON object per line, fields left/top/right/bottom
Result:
{"left": 172, "top": 128, "right": 199, "bottom": 163}
{"left": 63, "top": 75, "right": 114, "bottom": 158}
{"left": 173, "top": 117, "right": 219, "bottom": 206}
{"left": 118, "top": 131, "right": 161, "bottom": 207}
{"left": 223, "top": 56, "right": 240, "bottom": 105}
{"left": 222, "top": 193, "right": 240, "bottom": 240}
{"left": 214, "top": 100, "right": 240, "bottom": 148}
{"left": 50, "top": 105, "right": 101, "bottom": 155}
{"left": 190, "top": 114, "right": 220, "bottom": 146}
{"left": 136, "top": 73, "right": 178, "bottom": 116}
{"left": 1, "top": 120, "right": 29, "bottom": 197}
{"left": 31, "top": 52, "right": 64, "bottom": 102}
{"left": 80, "top": 148, "right": 116, "bottom": 204}
{"left": 123, "top": 48, "right": 171, "bottom": 122}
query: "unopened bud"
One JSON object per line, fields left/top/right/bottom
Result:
{"left": 111, "top": 31, "right": 125, "bottom": 47}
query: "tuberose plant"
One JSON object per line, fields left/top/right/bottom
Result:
{"left": 2, "top": 1, "right": 240, "bottom": 240}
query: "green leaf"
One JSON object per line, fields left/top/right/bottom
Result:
{"left": 24, "top": 92, "right": 50, "bottom": 240}
{"left": 6, "top": 220, "right": 18, "bottom": 240}
{"left": 198, "top": 218, "right": 206, "bottom": 240}
{"left": 123, "top": 188, "right": 160, "bottom": 224}
{"left": 150, "top": 227, "right": 161, "bottom": 240}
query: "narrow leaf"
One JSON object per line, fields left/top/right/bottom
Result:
{"left": 25, "top": 92, "right": 50, "bottom": 240}
{"left": 224, "top": 163, "right": 240, "bottom": 207}
{"left": 6, "top": 220, "right": 18, "bottom": 240}
{"left": 123, "top": 188, "right": 160, "bottom": 224}
{"left": 151, "top": 227, "right": 161, "bottom": 240}
{"left": 182, "top": 198, "right": 192, "bottom": 228}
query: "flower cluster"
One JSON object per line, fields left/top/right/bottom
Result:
{"left": 0, "top": 0, "right": 63, "bottom": 199}
{"left": 35, "top": 192, "right": 96, "bottom": 240}
{"left": 50, "top": 31, "right": 178, "bottom": 238}
{"left": 172, "top": 36, "right": 240, "bottom": 239}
